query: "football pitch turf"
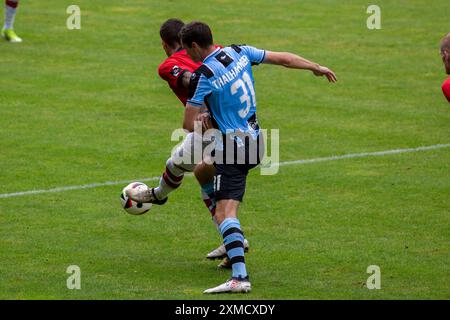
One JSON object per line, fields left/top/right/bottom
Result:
{"left": 0, "top": 0, "right": 449, "bottom": 299}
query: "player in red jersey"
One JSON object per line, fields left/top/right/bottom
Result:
{"left": 158, "top": 33, "right": 201, "bottom": 105}
{"left": 440, "top": 33, "right": 450, "bottom": 103}
{"left": 155, "top": 19, "right": 217, "bottom": 219}
{"left": 127, "top": 19, "right": 248, "bottom": 267}
{"left": 2, "top": 0, "right": 22, "bottom": 42}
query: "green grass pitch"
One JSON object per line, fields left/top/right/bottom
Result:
{"left": 0, "top": 0, "right": 449, "bottom": 299}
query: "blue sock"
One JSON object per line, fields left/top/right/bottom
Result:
{"left": 219, "top": 218, "right": 248, "bottom": 280}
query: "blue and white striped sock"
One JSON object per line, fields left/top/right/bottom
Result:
{"left": 219, "top": 218, "right": 248, "bottom": 280}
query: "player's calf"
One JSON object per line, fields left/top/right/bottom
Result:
{"left": 153, "top": 158, "right": 186, "bottom": 200}
{"left": 194, "top": 160, "right": 217, "bottom": 217}
{"left": 3, "top": 0, "right": 22, "bottom": 43}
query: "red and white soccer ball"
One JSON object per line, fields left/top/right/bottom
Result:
{"left": 120, "top": 182, "right": 152, "bottom": 215}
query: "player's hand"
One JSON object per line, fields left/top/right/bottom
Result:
{"left": 313, "top": 65, "right": 337, "bottom": 82}
{"left": 197, "top": 112, "right": 213, "bottom": 131}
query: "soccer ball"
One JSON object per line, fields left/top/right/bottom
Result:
{"left": 120, "top": 182, "right": 152, "bottom": 215}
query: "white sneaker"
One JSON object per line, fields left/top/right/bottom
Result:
{"left": 206, "top": 239, "right": 249, "bottom": 260}
{"left": 203, "top": 278, "right": 251, "bottom": 294}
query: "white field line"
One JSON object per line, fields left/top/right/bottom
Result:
{"left": 1, "top": 143, "right": 449, "bottom": 199}
{"left": 276, "top": 143, "right": 450, "bottom": 167}
{"left": 0, "top": 177, "right": 160, "bottom": 199}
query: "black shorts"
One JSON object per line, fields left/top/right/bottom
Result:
{"left": 213, "top": 128, "right": 264, "bottom": 202}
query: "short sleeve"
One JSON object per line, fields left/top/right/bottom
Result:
{"left": 241, "top": 45, "right": 266, "bottom": 65}
{"left": 158, "top": 60, "right": 188, "bottom": 90}
{"left": 187, "top": 71, "right": 212, "bottom": 107}
{"left": 442, "top": 78, "right": 450, "bottom": 103}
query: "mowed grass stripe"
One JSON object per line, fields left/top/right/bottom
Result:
{"left": 1, "top": 142, "right": 449, "bottom": 199}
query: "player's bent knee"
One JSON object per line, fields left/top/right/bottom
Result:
{"left": 194, "top": 161, "right": 216, "bottom": 184}
{"left": 168, "top": 155, "right": 195, "bottom": 173}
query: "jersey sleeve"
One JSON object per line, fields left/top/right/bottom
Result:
{"left": 241, "top": 45, "right": 266, "bottom": 65}
{"left": 186, "top": 71, "right": 212, "bottom": 107}
{"left": 158, "top": 60, "right": 189, "bottom": 90}
{"left": 442, "top": 78, "right": 450, "bottom": 103}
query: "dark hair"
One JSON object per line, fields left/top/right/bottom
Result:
{"left": 441, "top": 33, "right": 450, "bottom": 53}
{"left": 179, "top": 21, "right": 213, "bottom": 48}
{"left": 160, "top": 18, "right": 185, "bottom": 48}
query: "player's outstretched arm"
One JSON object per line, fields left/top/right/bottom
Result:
{"left": 263, "top": 51, "right": 337, "bottom": 82}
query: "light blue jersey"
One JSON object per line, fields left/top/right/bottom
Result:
{"left": 187, "top": 45, "right": 266, "bottom": 135}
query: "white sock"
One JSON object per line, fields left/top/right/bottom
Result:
{"left": 153, "top": 159, "right": 185, "bottom": 200}
{"left": 4, "top": 4, "right": 17, "bottom": 30}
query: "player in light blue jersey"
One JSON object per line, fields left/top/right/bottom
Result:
{"left": 187, "top": 44, "right": 263, "bottom": 134}
{"left": 180, "top": 21, "right": 337, "bottom": 294}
